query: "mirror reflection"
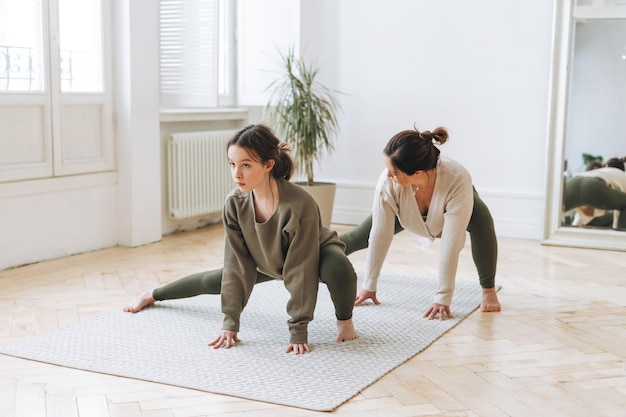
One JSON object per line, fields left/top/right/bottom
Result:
{"left": 560, "top": 17, "right": 626, "bottom": 232}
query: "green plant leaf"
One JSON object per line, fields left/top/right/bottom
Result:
{"left": 582, "top": 153, "right": 603, "bottom": 164}
{"left": 264, "top": 47, "right": 341, "bottom": 186}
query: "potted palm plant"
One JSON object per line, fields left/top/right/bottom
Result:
{"left": 265, "top": 48, "right": 341, "bottom": 226}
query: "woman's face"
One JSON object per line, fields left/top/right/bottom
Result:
{"left": 384, "top": 155, "right": 413, "bottom": 187}
{"left": 228, "top": 145, "right": 274, "bottom": 193}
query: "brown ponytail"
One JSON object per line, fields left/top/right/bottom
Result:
{"left": 383, "top": 126, "right": 449, "bottom": 175}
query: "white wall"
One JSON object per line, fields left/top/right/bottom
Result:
{"left": 565, "top": 19, "right": 626, "bottom": 174}
{"left": 114, "top": 0, "right": 162, "bottom": 247}
{"left": 305, "top": 0, "right": 555, "bottom": 239}
{"left": 0, "top": 0, "right": 558, "bottom": 271}
{"left": 0, "top": 175, "right": 118, "bottom": 270}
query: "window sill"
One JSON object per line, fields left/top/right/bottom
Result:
{"left": 0, "top": 172, "right": 117, "bottom": 198}
{"left": 160, "top": 108, "right": 248, "bottom": 123}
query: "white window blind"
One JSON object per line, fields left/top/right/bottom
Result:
{"left": 160, "top": 0, "right": 219, "bottom": 108}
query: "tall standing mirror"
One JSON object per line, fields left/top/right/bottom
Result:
{"left": 543, "top": 0, "right": 626, "bottom": 250}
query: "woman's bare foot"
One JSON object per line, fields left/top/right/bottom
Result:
{"left": 123, "top": 291, "right": 155, "bottom": 313}
{"left": 336, "top": 318, "right": 358, "bottom": 342}
{"left": 481, "top": 288, "right": 501, "bottom": 312}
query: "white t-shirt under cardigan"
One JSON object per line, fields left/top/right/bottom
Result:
{"left": 363, "top": 157, "right": 474, "bottom": 307}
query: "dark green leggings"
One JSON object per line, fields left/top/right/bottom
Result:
{"left": 564, "top": 176, "right": 626, "bottom": 229}
{"left": 340, "top": 188, "right": 498, "bottom": 289}
{"left": 153, "top": 243, "right": 357, "bottom": 321}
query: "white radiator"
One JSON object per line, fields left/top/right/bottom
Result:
{"left": 167, "top": 130, "right": 237, "bottom": 219}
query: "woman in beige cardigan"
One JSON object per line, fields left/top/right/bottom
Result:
{"left": 341, "top": 127, "right": 501, "bottom": 320}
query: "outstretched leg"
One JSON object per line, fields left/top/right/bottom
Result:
{"left": 466, "top": 188, "right": 501, "bottom": 312}
{"left": 339, "top": 214, "right": 404, "bottom": 255}
{"left": 123, "top": 268, "right": 274, "bottom": 312}
{"left": 123, "top": 269, "right": 225, "bottom": 313}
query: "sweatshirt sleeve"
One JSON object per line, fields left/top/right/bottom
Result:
{"left": 362, "top": 171, "right": 397, "bottom": 292}
{"left": 280, "top": 212, "right": 320, "bottom": 345}
{"left": 220, "top": 198, "right": 258, "bottom": 333}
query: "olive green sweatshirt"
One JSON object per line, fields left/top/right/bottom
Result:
{"left": 220, "top": 178, "right": 344, "bottom": 344}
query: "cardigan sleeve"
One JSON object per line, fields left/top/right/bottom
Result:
{"left": 362, "top": 170, "right": 397, "bottom": 292}
{"left": 433, "top": 179, "right": 473, "bottom": 306}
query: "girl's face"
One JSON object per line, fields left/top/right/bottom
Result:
{"left": 228, "top": 144, "right": 274, "bottom": 193}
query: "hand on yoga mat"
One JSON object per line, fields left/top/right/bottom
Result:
{"left": 423, "top": 303, "right": 453, "bottom": 321}
{"left": 209, "top": 330, "right": 240, "bottom": 349}
{"left": 354, "top": 289, "right": 379, "bottom": 306}
{"left": 285, "top": 343, "right": 311, "bottom": 355}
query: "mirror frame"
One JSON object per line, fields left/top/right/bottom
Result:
{"left": 542, "top": 0, "right": 626, "bottom": 251}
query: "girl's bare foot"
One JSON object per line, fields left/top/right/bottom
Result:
{"left": 481, "top": 288, "right": 501, "bottom": 312}
{"left": 336, "top": 318, "right": 358, "bottom": 342}
{"left": 123, "top": 291, "right": 155, "bottom": 313}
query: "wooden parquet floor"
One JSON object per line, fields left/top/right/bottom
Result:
{"left": 1, "top": 223, "right": 625, "bottom": 417}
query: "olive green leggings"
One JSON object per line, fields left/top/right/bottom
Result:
{"left": 153, "top": 243, "right": 357, "bottom": 321}
{"left": 564, "top": 176, "right": 626, "bottom": 229}
{"left": 340, "top": 188, "right": 498, "bottom": 289}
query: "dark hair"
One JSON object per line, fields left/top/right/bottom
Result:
{"left": 383, "top": 126, "right": 449, "bottom": 175}
{"left": 585, "top": 160, "right": 602, "bottom": 171}
{"left": 605, "top": 157, "right": 625, "bottom": 172}
{"left": 228, "top": 124, "right": 295, "bottom": 179}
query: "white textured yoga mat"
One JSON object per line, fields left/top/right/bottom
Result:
{"left": 0, "top": 273, "right": 483, "bottom": 411}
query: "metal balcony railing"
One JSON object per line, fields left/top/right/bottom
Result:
{"left": 0, "top": 45, "right": 34, "bottom": 90}
{"left": 1, "top": 45, "right": 75, "bottom": 91}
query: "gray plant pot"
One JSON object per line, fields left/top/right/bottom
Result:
{"left": 295, "top": 182, "right": 337, "bottom": 228}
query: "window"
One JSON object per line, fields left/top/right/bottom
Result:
{"left": 0, "top": 0, "right": 113, "bottom": 182}
{"left": 158, "top": 0, "right": 302, "bottom": 110}
{"left": 159, "top": 0, "right": 235, "bottom": 109}
{"left": 58, "top": 0, "right": 104, "bottom": 93}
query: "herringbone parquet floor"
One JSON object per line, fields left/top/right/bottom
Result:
{"left": 1, "top": 223, "right": 625, "bottom": 417}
